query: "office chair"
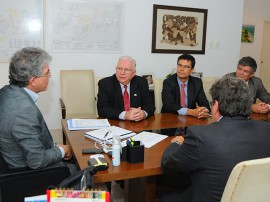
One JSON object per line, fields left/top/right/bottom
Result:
{"left": 60, "top": 70, "right": 97, "bottom": 119}
{"left": 0, "top": 153, "right": 70, "bottom": 202}
{"left": 201, "top": 77, "right": 220, "bottom": 102}
{"left": 221, "top": 157, "right": 270, "bottom": 202}
{"left": 153, "top": 78, "right": 164, "bottom": 114}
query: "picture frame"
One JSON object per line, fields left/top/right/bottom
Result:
{"left": 142, "top": 73, "right": 154, "bottom": 90}
{"left": 151, "top": 4, "right": 208, "bottom": 54}
{"left": 241, "top": 25, "right": 255, "bottom": 43}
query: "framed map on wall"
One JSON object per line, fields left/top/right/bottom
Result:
{"left": 49, "top": 0, "right": 124, "bottom": 53}
{"left": 0, "top": 0, "right": 43, "bottom": 62}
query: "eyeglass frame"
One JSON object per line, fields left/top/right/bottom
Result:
{"left": 177, "top": 64, "right": 192, "bottom": 69}
{"left": 35, "top": 70, "right": 52, "bottom": 78}
{"left": 116, "top": 67, "right": 135, "bottom": 73}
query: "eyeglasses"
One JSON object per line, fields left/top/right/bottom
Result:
{"left": 177, "top": 64, "right": 191, "bottom": 69}
{"left": 38, "top": 73, "right": 51, "bottom": 78}
{"left": 237, "top": 66, "right": 252, "bottom": 74}
{"left": 36, "top": 70, "right": 52, "bottom": 78}
{"left": 116, "top": 67, "right": 134, "bottom": 73}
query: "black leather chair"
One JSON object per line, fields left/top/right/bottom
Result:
{"left": 0, "top": 154, "right": 70, "bottom": 202}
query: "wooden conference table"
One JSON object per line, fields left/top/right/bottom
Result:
{"left": 61, "top": 112, "right": 270, "bottom": 202}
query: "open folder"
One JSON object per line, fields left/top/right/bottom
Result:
{"left": 85, "top": 126, "right": 136, "bottom": 143}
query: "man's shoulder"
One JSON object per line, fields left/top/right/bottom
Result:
{"left": 129, "top": 75, "right": 149, "bottom": 87}
{"left": 131, "top": 75, "right": 145, "bottom": 82}
{"left": 189, "top": 75, "right": 202, "bottom": 83}
{"left": 224, "top": 72, "right": 236, "bottom": 78}
{"left": 99, "top": 75, "right": 116, "bottom": 84}
{"left": 249, "top": 76, "right": 263, "bottom": 83}
{"left": 0, "top": 85, "right": 23, "bottom": 97}
{"left": 164, "top": 74, "right": 177, "bottom": 83}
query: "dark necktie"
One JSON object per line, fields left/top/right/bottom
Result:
{"left": 123, "top": 85, "right": 130, "bottom": 111}
{"left": 181, "top": 83, "right": 186, "bottom": 107}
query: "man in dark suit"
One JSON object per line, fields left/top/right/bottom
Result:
{"left": 224, "top": 56, "right": 270, "bottom": 114}
{"left": 161, "top": 54, "right": 210, "bottom": 136}
{"left": 161, "top": 54, "right": 210, "bottom": 118}
{"left": 160, "top": 77, "right": 270, "bottom": 202}
{"left": 0, "top": 47, "right": 75, "bottom": 172}
{"left": 97, "top": 55, "right": 155, "bottom": 121}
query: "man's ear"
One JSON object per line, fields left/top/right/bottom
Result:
{"left": 28, "top": 77, "right": 37, "bottom": 87}
{"left": 212, "top": 100, "right": 222, "bottom": 121}
{"left": 212, "top": 100, "right": 218, "bottom": 113}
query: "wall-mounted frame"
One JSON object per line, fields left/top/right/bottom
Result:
{"left": 0, "top": 0, "right": 43, "bottom": 62}
{"left": 142, "top": 73, "right": 154, "bottom": 90}
{"left": 152, "top": 4, "right": 208, "bottom": 54}
{"left": 241, "top": 25, "right": 255, "bottom": 43}
{"left": 49, "top": 0, "right": 124, "bottom": 53}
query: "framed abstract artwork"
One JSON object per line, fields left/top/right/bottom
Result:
{"left": 152, "top": 4, "right": 208, "bottom": 54}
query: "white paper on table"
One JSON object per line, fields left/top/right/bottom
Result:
{"left": 132, "top": 131, "right": 168, "bottom": 148}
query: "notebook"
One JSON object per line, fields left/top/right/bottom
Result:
{"left": 85, "top": 126, "right": 136, "bottom": 143}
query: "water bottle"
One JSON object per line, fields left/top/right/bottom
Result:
{"left": 112, "top": 135, "right": 121, "bottom": 166}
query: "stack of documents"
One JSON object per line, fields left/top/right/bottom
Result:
{"left": 67, "top": 119, "right": 110, "bottom": 130}
{"left": 85, "top": 126, "right": 136, "bottom": 143}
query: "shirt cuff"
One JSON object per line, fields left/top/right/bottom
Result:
{"left": 57, "top": 146, "right": 65, "bottom": 158}
{"left": 178, "top": 107, "right": 188, "bottom": 115}
{"left": 119, "top": 111, "right": 126, "bottom": 120}
{"left": 143, "top": 110, "right": 148, "bottom": 118}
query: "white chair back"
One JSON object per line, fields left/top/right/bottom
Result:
{"left": 201, "top": 77, "right": 220, "bottom": 102}
{"left": 60, "top": 70, "right": 96, "bottom": 118}
{"left": 221, "top": 157, "right": 270, "bottom": 202}
{"left": 153, "top": 78, "right": 164, "bottom": 114}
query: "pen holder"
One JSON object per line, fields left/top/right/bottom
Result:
{"left": 127, "top": 141, "right": 144, "bottom": 163}
{"left": 121, "top": 146, "right": 127, "bottom": 162}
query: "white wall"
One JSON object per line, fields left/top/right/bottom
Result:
{"left": 240, "top": 0, "right": 270, "bottom": 76}
{"left": 0, "top": 0, "right": 244, "bottom": 129}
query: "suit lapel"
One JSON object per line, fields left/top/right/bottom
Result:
{"left": 130, "top": 78, "right": 138, "bottom": 108}
{"left": 248, "top": 78, "right": 256, "bottom": 102}
{"left": 172, "top": 75, "right": 181, "bottom": 103}
{"left": 113, "top": 78, "right": 125, "bottom": 110}
{"left": 187, "top": 77, "right": 195, "bottom": 108}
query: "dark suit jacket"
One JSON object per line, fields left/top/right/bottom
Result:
{"left": 97, "top": 74, "right": 155, "bottom": 119}
{"left": 0, "top": 85, "right": 63, "bottom": 169}
{"left": 161, "top": 74, "right": 210, "bottom": 114}
{"left": 225, "top": 72, "right": 270, "bottom": 104}
{"left": 161, "top": 116, "right": 270, "bottom": 202}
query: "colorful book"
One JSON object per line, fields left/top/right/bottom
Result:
{"left": 47, "top": 190, "right": 110, "bottom": 202}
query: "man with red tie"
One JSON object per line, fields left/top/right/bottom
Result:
{"left": 161, "top": 54, "right": 211, "bottom": 137}
{"left": 97, "top": 56, "right": 155, "bottom": 121}
{"left": 161, "top": 54, "right": 211, "bottom": 118}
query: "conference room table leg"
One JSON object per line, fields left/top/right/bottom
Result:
{"left": 124, "top": 176, "right": 156, "bottom": 202}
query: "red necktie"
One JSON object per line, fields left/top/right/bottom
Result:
{"left": 123, "top": 85, "right": 130, "bottom": 111}
{"left": 180, "top": 83, "right": 186, "bottom": 107}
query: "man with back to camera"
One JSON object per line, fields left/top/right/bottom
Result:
{"left": 97, "top": 55, "right": 155, "bottom": 121}
{"left": 160, "top": 77, "right": 270, "bottom": 202}
{"left": 0, "top": 47, "right": 76, "bottom": 173}
{"left": 224, "top": 56, "right": 270, "bottom": 113}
